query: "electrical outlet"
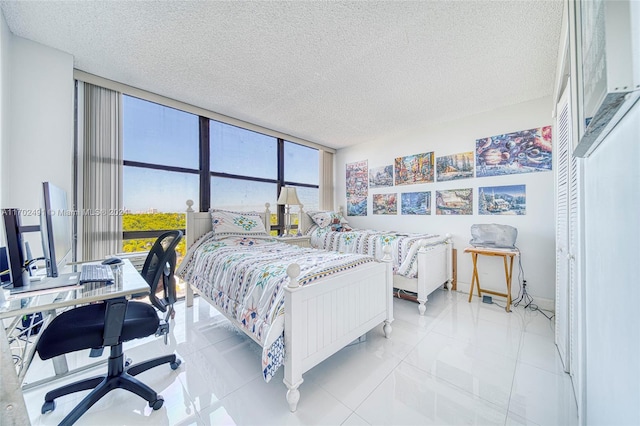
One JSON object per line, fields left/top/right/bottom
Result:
{"left": 482, "top": 295, "right": 493, "bottom": 304}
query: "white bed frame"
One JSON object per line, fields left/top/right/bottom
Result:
{"left": 394, "top": 238, "right": 453, "bottom": 315}
{"left": 183, "top": 201, "right": 394, "bottom": 412}
{"left": 300, "top": 206, "right": 454, "bottom": 315}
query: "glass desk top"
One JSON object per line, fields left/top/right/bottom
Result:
{"left": 0, "top": 259, "right": 150, "bottom": 319}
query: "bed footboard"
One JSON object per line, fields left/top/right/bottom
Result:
{"left": 415, "top": 235, "right": 453, "bottom": 315}
{"left": 283, "top": 248, "right": 394, "bottom": 412}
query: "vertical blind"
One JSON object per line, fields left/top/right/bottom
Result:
{"left": 77, "top": 82, "right": 123, "bottom": 260}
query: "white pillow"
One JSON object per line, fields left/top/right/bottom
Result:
{"left": 209, "top": 209, "right": 268, "bottom": 238}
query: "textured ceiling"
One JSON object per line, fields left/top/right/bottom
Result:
{"left": 0, "top": 1, "right": 563, "bottom": 150}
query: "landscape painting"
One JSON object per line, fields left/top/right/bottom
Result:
{"left": 436, "top": 188, "right": 473, "bottom": 215}
{"left": 394, "top": 152, "right": 434, "bottom": 185}
{"left": 346, "top": 160, "right": 368, "bottom": 197}
{"left": 436, "top": 151, "right": 474, "bottom": 181}
{"left": 373, "top": 193, "right": 397, "bottom": 215}
{"left": 401, "top": 192, "right": 431, "bottom": 215}
{"left": 479, "top": 184, "right": 526, "bottom": 215}
{"left": 347, "top": 196, "right": 367, "bottom": 216}
{"left": 369, "top": 165, "right": 394, "bottom": 188}
{"left": 476, "top": 126, "right": 552, "bottom": 177}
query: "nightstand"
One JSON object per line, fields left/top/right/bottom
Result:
{"left": 276, "top": 235, "right": 312, "bottom": 248}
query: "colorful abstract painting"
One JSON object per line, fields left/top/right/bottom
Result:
{"left": 479, "top": 185, "right": 526, "bottom": 215}
{"left": 394, "top": 152, "right": 434, "bottom": 185}
{"left": 401, "top": 192, "right": 431, "bottom": 215}
{"left": 373, "top": 194, "right": 397, "bottom": 215}
{"left": 476, "top": 126, "right": 552, "bottom": 177}
{"left": 369, "top": 165, "right": 393, "bottom": 188}
{"left": 346, "top": 160, "right": 368, "bottom": 198}
{"left": 436, "top": 152, "right": 474, "bottom": 181}
{"left": 347, "top": 196, "right": 367, "bottom": 216}
{"left": 436, "top": 188, "right": 473, "bottom": 215}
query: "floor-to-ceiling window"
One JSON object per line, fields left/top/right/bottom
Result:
{"left": 121, "top": 96, "right": 198, "bottom": 259}
{"left": 122, "top": 95, "right": 320, "bottom": 250}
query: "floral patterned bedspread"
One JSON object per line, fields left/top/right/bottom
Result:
{"left": 307, "top": 226, "right": 448, "bottom": 278}
{"left": 176, "top": 233, "right": 374, "bottom": 382}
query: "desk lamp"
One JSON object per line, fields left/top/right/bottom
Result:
{"left": 277, "top": 187, "right": 301, "bottom": 237}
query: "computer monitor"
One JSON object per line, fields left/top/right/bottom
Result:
{"left": 2, "top": 208, "right": 28, "bottom": 287}
{"left": 40, "top": 182, "right": 73, "bottom": 278}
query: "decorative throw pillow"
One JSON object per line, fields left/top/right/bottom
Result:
{"left": 308, "top": 210, "right": 349, "bottom": 229}
{"left": 209, "top": 209, "right": 268, "bottom": 238}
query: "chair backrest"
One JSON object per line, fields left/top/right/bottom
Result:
{"left": 141, "top": 230, "right": 183, "bottom": 313}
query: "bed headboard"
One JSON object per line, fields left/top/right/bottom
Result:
{"left": 185, "top": 200, "right": 272, "bottom": 247}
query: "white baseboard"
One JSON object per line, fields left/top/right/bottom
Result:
{"left": 456, "top": 281, "right": 555, "bottom": 313}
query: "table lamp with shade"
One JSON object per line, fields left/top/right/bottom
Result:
{"left": 277, "top": 186, "right": 301, "bottom": 237}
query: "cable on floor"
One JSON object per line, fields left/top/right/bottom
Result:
{"left": 509, "top": 246, "right": 554, "bottom": 321}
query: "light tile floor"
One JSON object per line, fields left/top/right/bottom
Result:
{"left": 22, "top": 290, "right": 578, "bottom": 425}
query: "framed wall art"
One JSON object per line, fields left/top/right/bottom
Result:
{"left": 373, "top": 193, "right": 397, "bottom": 215}
{"left": 475, "top": 126, "right": 552, "bottom": 177}
{"left": 436, "top": 151, "right": 474, "bottom": 181}
{"left": 435, "top": 188, "right": 472, "bottom": 215}
{"left": 478, "top": 184, "right": 526, "bottom": 215}
{"left": 394, "top": 152, "right": 434, "bottom": 185}
{"left": 401, "top": 192, "right": 431, "bottom": 215}
{"left": 369, "top": 165, "right": 393, "bottom": 188}
{"left": 346, "top": 160, "right": 368, "bottom": 198}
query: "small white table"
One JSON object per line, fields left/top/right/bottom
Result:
{"left": 276, "top": 235, "right": 312, "bottom": 248}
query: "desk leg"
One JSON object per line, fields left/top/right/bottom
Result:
{"left": 0, "top": 326, "right": 30, "bottom": 424}
{"left": 468, "top": 253, "right": 481, "bottom": 303}
{"left": 52, "top": 355, "right": 69, "bottom": 375}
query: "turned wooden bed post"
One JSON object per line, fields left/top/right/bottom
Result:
{"left": 283, "top": 263, "right": 303, "bottom": 412}
{"left": 381, "top": 245, "right": 394, "bottom": 338}
{"left": 445, "top": 233, "right": 453, "bottom": 291}
{"left": 185, "top": 200, "right": 195, "bottom": 308}
{"left": 415, "top": 239, "right": 429, "bottom": 315}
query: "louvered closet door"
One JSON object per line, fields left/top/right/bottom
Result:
{"left": 567, "top": 96, "right": 584, "bottom": 416}
{"left": 555, "top": 82, "right": 571, "bottom": 372}
{"left": 568, "top": 106, "right": 582, "bottom": 405}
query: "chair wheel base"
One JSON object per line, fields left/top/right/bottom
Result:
{"left": 41, "top": 400, "right": 56, "bottom": 414}
{"left": 149, "top": 396, "right": 164, "bottom": 410}
{"left": 170, "top": 359, "right": 182, "bottom": 370}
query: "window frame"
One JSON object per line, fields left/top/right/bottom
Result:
{"left": 121, "top": 97, "right": 319, "bottom": 240}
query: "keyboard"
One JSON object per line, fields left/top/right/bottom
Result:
{"left": 80, "top": 264, "right": 115, "bottom": 284}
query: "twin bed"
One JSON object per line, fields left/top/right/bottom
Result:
{"left": 300, "top": 206, "right": 454, "bottom": 315}
{"left": 177, "top": 200, "right": 453, "bottom": 411}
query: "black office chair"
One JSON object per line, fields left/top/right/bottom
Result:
{"left": 140, "top": 230, "right": 182, "bottom": 340}
{"left": 35, "top": 230, "right": 184, "bottom": 425}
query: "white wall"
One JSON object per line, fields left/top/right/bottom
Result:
{"left": 0, "top": 30, "right": 74, "bottom": 256}
{"left": 335, "top": 96, "right": 556, "bottom": 305}
{"left": 583, "top": 100, "right": 639, "bottom": 425}
{"left": 0, "top": 9, "right": 11, "bottom": 245}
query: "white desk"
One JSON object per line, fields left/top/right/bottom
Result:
{"left": 1, "top": 259, "right": 149, "bottom": 320}
{"left": 0, "top": 259, "right": 149, "bottom": 411}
